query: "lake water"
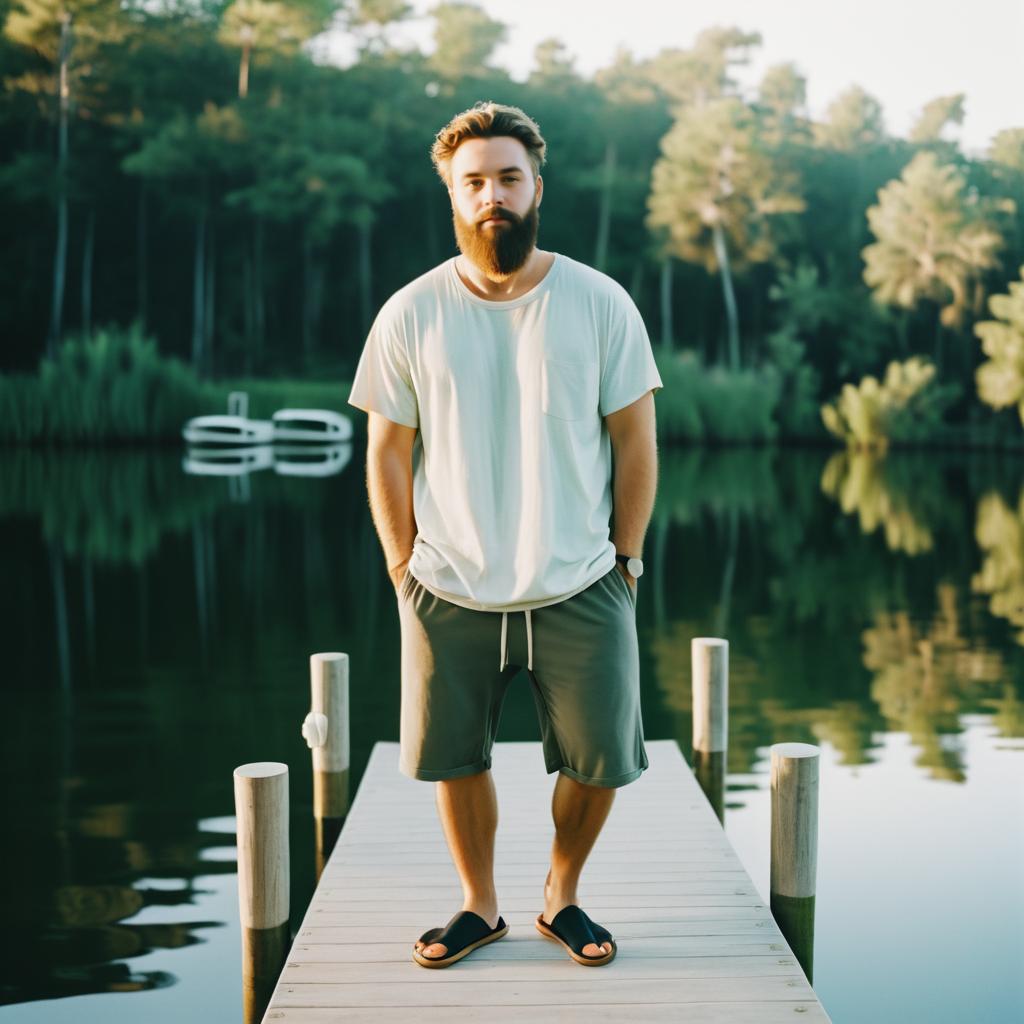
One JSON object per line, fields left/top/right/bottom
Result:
{"left": 1, "top": 444, "right": 1021, "bottom": 1022}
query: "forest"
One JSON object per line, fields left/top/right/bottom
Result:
{"left": 2, "top": 0, "right": 1023, "bottom": 445}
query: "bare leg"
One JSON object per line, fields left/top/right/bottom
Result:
{"left": 415, "top": 770, "right": 500, "bottom": 958}
{"left": 543, "top": 772, "right": 616, "bottom": 957}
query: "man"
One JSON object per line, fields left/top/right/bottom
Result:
{"left": 347, "top": 101, "right": 662, "bottom": 969}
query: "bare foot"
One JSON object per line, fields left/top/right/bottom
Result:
{"left": 414, "top": 903, "right": 500, "bottom": 959}
{"left": 542, "top": 869, "right": 611, "bottom": 958}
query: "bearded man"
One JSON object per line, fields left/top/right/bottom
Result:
{"left": 348, "top": 100, "right": 662, "bottom": 969}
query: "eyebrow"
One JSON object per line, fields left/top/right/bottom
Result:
{"left": 460, "top": 167, "right": 525, "bottom": 180}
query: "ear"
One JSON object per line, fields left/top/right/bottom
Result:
{"left": 535, "top": 174, "right": 543, "bottom": 209}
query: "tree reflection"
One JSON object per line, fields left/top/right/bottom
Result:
{"left": 648, "top": 448, "right": 1020, "bottom": 793}
{"left": 862, "top": 584, "right": 1005, "bottom": 780}
{"left": 972, "top": 489, "right": 1024, "bottom": 643}
{"left": 820, "top": 450, "right": 937, "bottom": 555}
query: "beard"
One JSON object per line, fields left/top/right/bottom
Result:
{"left": 452, "top": 199, "right": 540, "bottom": 281}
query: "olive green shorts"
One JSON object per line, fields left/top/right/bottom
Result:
{"left": 396, "top": 565, "right": 648, "bottom": 788}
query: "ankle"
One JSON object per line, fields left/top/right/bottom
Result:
{"left": 462, "top": 895, "right": 499, "bottom": 929}
{"left": 545, "top": 870, "right": 579, "bottom": 899}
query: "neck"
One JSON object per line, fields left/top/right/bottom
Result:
{"left": 456, "top": 248, "right": 552, "bottom": 301}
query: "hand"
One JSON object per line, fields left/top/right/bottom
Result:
{"left": 389, "top": 557, "right": 411, "bottom": 592}
{"left": 615, "top": 560, "right": 637, "bottom": 590}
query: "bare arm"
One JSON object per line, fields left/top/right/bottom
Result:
{"left": 605, "top": 390, "right": 658, "bottom": 586}
{"left": 365, "top": 411, "right": 418, "bottom": 590}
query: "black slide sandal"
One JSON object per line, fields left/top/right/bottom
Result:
{"left": 412, "top": 910, "right": 509, "bottom": 968}
{"left": 535, "top": 904, "right": 617, "bottom": 966}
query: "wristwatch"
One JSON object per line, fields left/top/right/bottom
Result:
{"left": 615, "top": 553, "right": 644, "bottom": 579}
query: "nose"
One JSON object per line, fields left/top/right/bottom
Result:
{"left": 479, "top": 179, "right": 505, "bottom": 208}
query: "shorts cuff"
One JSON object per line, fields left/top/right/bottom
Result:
{"left": 551, "top": 763, "right": 648, "bottom": 789}
{"left": 399, "top": 758, "right": 492, "bottom": 782}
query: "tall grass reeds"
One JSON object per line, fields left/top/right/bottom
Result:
{"left": 653, "top": 349, "right": 783, "bottom": 444}
{"left": 0, "top": 324, "right": 348, "bottom": 443}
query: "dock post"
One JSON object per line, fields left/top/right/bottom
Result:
{"left": 303, "top": 652, "right": 350, "bottom": 879}
{"left": 691, "top": 637, "right": 728, "bottom": 822}
{"left": 233, "top": 761, "right": 289, "bottom": 1024}
{"left": 769, "top": 742, "right": 819, "bottom": 982}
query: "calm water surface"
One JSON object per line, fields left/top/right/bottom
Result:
{"left": 1, "top": 443, "right": 1022, "bottom": 1022}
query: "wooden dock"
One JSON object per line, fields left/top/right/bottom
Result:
{"left": 263, "top": 740, "right": 832, "bottom": 1022}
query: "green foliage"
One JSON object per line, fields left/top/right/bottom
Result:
{"left": 862, "top": 151, "right": 1010, "bottom": 329}
{"left": 222, "top": 377, "right": 348, "bottom": 418}
{"left": 820, "top": 357, "right": 959, "bottom": 450}
{"left": 0, "top": 447, "right": 225, "bottom": 564}
{"left": 0, "top": 324, "right": 349, "bottom": 442}
{"left": 908, "top": 93, "right": 965, "bottom": 145}
{"left": 2, "top": 0, "right": 1024, "bottom": 452}
{"left": 26, "top": 323, "right": 212, "bottom": 442}
{"left": 218, "top": 0, "right": 330, "bottom": 55}
{"left": 646, "top": 96, "right": 805, "bottom": 275}
{"left": 763, "top": 326, "right": 822, "bottom": 439}
{"left": 428, "top": 2, "right": 506, "bottom": 80}
{"left": 813, "top": 85, "right": 885, "bottom": 151}
{"left": 975, "top": 264, "right": 1024, "bottom": 424}
{"left": 767, "top": 258, "right": 894, "bottom": 388}
{"left": 653, "top": 349, "right": 780, "bottom": 443}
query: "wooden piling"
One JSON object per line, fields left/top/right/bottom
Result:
{"left": 691, "top": 637, "right": 728, "bottom": 822}
{"left": 306, "top": 652, "right": 351, "bottom": 877}
{"left": 233, "top": 761, "right": 290, "bottom": 1024}
{"left": 769, "top": 742, "right": 819, "bottom": 982}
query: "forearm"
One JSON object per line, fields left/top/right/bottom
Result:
{"left": 610, "top": 434, "right": 658, "bottom": 556}
{"left": 366, "top": 446, "right": 417, "bottom": 572}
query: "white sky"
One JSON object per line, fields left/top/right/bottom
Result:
{"left": 322, "top": 0, "right": 1024, "bottom": 156}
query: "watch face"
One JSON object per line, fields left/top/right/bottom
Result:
{"left": 627, "top": 557, "right": 644, "bottom": 578}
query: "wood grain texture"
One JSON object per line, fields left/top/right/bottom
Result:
{"left": 233, "top": 762, "right": 289, "bottom": 930}
{"left": 770, "top": 743, "right": 820, "bottom": 899}
{"left": 691, "top": 637, "right": 728, "bottom": 753}
{"left": 261, "top": 740, "right": 832, "bottom": 1022}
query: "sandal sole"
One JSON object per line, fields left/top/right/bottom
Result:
{"left": 535, "top": 916, "right": 617, "bottom": 966}
{"left": 412, "top": 923, "right": 509, "bottom": 969}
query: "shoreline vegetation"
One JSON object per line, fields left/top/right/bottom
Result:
{"left": 2, "top": 6, "right": 1023, "bottom": 452}
{"left": 2, "top": 323, "right": 1024, "bottom": 451}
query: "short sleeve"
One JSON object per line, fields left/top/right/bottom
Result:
{"left": 347, "top": 304, "right": 419, "bottom": 429}
{"left": 599, "top": 294, "right": 663, "bottom": 417}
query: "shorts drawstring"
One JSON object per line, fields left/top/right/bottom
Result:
{"left": 525, "top": 609, "right": 533, "bottom": 671}
{"left": 498, "top": 609, "right": 534, "bottom": 672}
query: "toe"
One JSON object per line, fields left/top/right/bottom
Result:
{"left": 582, "top": 942, "right": 604, "bottom": 957}
{"left": 423, "top": 942, "right": 447, "bottom": 958}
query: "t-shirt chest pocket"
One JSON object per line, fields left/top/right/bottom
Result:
{"left": 541, "top": 357, "right": 599, "bottom": 422}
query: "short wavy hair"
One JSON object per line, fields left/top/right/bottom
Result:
{"left": 430, "top": 101, "right": 547, "bottom": 188}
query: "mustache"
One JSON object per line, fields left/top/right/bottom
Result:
{"left": 476, "top": 208, "right": 518, "bottom": 225}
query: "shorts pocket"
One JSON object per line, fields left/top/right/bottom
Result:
{"left": 611, "top": 565, "right": 637, "bottom": 609}
{"left": 541, "top": 358, "right": 598, "bottom": 422}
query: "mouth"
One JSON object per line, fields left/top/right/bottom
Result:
{"left": 481, "top": 216, "right": 510, "bottom": 226}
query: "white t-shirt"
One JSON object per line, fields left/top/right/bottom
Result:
{"left": 347, "top": 251, "right": 663, "bottom": 612}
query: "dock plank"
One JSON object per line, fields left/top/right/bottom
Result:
{"left": 263, "top": 741, "right": 831, "bottom": 1022}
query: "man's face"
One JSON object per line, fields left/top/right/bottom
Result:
{"left": 448, "top": 136, "right": 542, "bottom": 281}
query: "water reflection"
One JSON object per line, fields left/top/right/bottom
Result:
{"left": 821, "top": 451, "right": 935, "bottom": 554}
{"left": 1, "top": 443, "right": 1021, "bottom": 1017}
{"left": 863, "top": 584, "right": 1005, "bottom": 781}
{"left": 973, "top": 489, "right": 1024, "bottom": 643}
{"left": 644, "top": 448, "right": 1021, "bottom": 789}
